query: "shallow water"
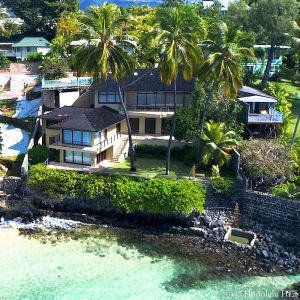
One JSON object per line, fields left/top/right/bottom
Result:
{"left": 0, "top": 220, "right": 299, "bottom": 300}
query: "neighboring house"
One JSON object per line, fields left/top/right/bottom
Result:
{"left": 246, "top": 45, "right": 290, "bottom": 78}
{"left": 40, "top": 106, "right": 128, "bottom": 167}
{"left": 202, "top": 0, "right": 233, "bottom": 14}
{"left": 238, "top": 86, "right": 283, "bottom": 137}
{"left": 0, "top": 42, "right": 14, "bottom": 58}
{"left": 12, "top": 37, "right": 51, "bottom": 61}
{"left": 42, "top": 77, "right": 93, "bottom": 110}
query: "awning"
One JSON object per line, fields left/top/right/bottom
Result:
{"left": 238, "top": 96, "right": 277, "bottom": 103}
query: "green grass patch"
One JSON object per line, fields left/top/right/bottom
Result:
{"left": 228, "top": 235, "right": 250, "bottom": 245}
{"left": 103, "top": 157, "right": 208, "bottom": 179}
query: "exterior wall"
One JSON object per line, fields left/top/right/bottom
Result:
{"left": 59, "top": 90, "right": 80, "bottom": 107}
{"left": 73, "top": 89, "right": 93, "bottom": 108}
{"left": 14, "top": 46, "right": 51, "bottom": 60}
{"left": 235, "top": 191, "right": 300, "bottom": 231}
{"left": 125, "top": 91, "right": 137, "bottom": 108}
{"left": 42, "top": 90, "right": 55, "bottom": 109}
{"left": 106, "top": 146, "right": 113, "bottom": 160}
{"left": 45, "top": 128, "right": 60, "bottom": 147}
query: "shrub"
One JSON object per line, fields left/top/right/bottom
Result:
{"left": 28, "top": 145, "right": 49, "bottom": 165}
{"left": 240, "top": 139, "right": 292, "bottom": 190}
{"left": 0, "top": 52, "right": 9, "bottom": 69}
{"left": 28, "top": 164, "right": 107, "bottom": 200}
{"left": 211, "top": 176, "right": 236, "bottom": 196}
{"left": 109, "top": 176, "right": 205, "bottom": 214}
{"left": 39, "top": 57, "right": 70, "bottom": 80}
{"left": 271, "top": 183, "right": 300, "bottom": 200}
{"left": 28, "top": 164, "right": 206, "bottom": 214}
{"left": 26, "top": 52, "right": 44, "bottom": 62}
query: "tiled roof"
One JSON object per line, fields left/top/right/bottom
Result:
{"left": 12, "top": 37, "right": 51, "bottom": 48}
{"left": 91, "top": 68, "right": 194, "bottom": 92}
{"left": 41, "top": 106, "right": 125, "bottom": 131}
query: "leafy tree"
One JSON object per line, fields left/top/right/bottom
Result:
{"left": 26, "top": 52, "right": 44, "bottom": 62}
{"left": 39, "top": 57, "right": 70, "bottom": 79}
{"left": 0, "top": 52, "right": 9, "bottom": 69}
{"left": 201, "top": 120, "right": 238, "bottom": 167}
{"left": 240, "top": 139, "right": 292, "bottom": 190}
{"left": 248, "top": 0, "right": 298, "bottom": 86}
{"left": 150, "top": 5, "right": 203, "bottom": 175}
{"left": 28, "top": 145, "right": 49, "bottom": 165}
{"left": 264, "top": 84, "right": 292, "bottom": 137}
{"left": 196, "top": 22, "right": 253, "bottom": 162}
{"left": 72, "top": 4, "right": 137, "bottom": 171}
{"left": 2, "top": 0, "right": 79, "bottom": 39}
{"left": 0, "top": 21, "right": 21, "bottom": 38}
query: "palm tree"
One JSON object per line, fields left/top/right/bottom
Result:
{"left": 151, "top": 5, "right": 203, "bottom": 175}
{"left": 72, "top": 4, "right": 137, "bottom": 171}
{"left": 201, "top": 120, "right": 238, "bottom": 167}
{"left": 196, "top": 23, "right": 254, "bottom": 162}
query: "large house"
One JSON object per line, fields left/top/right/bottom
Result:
{"left": 40, "top": 69, "right": 194, "bottom": 168}
{"left": 42, "top": 69, "right": 194, "bottom": 135}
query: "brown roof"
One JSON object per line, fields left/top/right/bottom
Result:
{"left": 41, "top": 106, "right": 125, "bottom": 131}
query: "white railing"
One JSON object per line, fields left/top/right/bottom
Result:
{"left": 42, "top": 77, "right": 93, "bottom": 89}
{"left": 49, "top": 133, "right": 122, "bottom": 153}
{"left": 248, "top": 108, "right": 283, "bottom": 123}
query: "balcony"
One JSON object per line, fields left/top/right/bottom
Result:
{"left": 42, "top": 77, "right": 93, "bottom": 90}
{"left": 248, "top": 108, "right": 283, "bottom": 124}
{"left": 49, "top": 133, "right": 123, "bottom": 153}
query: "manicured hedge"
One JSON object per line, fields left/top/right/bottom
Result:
{"left": 28, "top": 164, "right": 206, "bottom": 214}
{"left": 109, "top": 176, "right": 205, "bottom": 214}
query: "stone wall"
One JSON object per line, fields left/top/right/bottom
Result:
{"left": 235, "top": 191, "right": 300, "bottom": 231}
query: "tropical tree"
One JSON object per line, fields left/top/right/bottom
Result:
{"left": 196, "top": 22, "right": 253, "bottom": 162}
{"left": 201, "top": 120, "right": 238, "bottom": 167}
{"left": 248, "top": 0, "right": 298, "bottom": 86}
{"left": 72, "top": 4, "right": 137, "bottom": 171}
{"left": 150, "top": 5, "right": 204, "bottom": 175}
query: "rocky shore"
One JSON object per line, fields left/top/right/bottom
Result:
{"left": 1, "top": 206, "right": 299, "bottom": 280}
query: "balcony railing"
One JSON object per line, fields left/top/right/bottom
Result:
{"left": 248, "top": 108, "right": 283, "bottom": 124}
{"left": 49, "top": 133, "right": 122, "bottom": 152}
{"left": 42, "top": 77, "right": 93, "bottom": 90}
{"left": 125, "top": 104, "right": 184, "bottom": 112}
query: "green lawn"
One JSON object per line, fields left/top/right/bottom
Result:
{"left": 276, "top": 80, "right": 300, "bottom": 99}
{"left": 102, "top": 157, "right": 207, "bottom": 179}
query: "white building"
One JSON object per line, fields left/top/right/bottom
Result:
{"left": 12, "top": 37, "right": 51, "bottom": 61}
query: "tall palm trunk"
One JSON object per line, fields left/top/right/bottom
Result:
{"left": 196, "top": 79, "right": 217, "bottom": 163}
{"left": 166, "top": 78, "right": 177, "bottom": 175}
{"left": 116, "top": 79, "right": 136, "bottom": 171}
{"left": 261, "top": 44, "right": 275, "bottom": 87}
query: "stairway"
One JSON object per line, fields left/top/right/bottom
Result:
{"left": 111, "top": 137, "right": 129, "bottom": 163}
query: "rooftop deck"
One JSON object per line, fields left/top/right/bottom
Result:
{"left": 42, "top": 77, "right": 93, "bottom": 90}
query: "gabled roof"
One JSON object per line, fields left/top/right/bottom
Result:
{"left": 239, "top": 86, "right": 275, "bottom": 99}
{"left": 12, "top": 37, "right": 51, "bottom": 48}
{"left": 91, "top": 68, "right": 194, "bottom": 93}
{"left": 40, "top": 106, "right": 125, "bottom": 132}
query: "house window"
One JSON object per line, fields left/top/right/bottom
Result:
{"left": 63, "top": 130, "right": 91, "bottom": 146}
{"left": 137, "top": 92, "right": 191, "bottom": 108}
{"left": 26, "top": 47, "right": 31, "bottom": 52}
{"left": 98, "top": 92, "right": 122, "bottom": 103}
{"left": 64, "top": 150, "right": 92, "bottom": 166}
{"left": 116, "top": 123, "right": 121, "bottom": 133}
